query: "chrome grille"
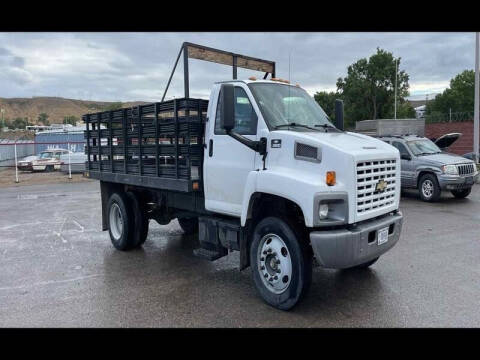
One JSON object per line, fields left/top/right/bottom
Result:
{"left": 457, "top": 163, "right": 475, "bottom": 176}
{"left": 356, "top": 159, "right": 396, "bottom": 214}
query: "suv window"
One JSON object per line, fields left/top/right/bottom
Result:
{"left": 215, "top": 87, "right": 258, "bottom": 135}
{"left": 391, "top": 141, "right": 410, "bottom": 157}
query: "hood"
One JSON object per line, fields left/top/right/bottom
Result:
{"left": 19, "top": 155, "right": 38, "bottom": 163}
{"left": 420, "top": 152, "right": 474, "bottom": 166}
{"left": 280, "top": 130, "right": 396, "bottom": 158}
{"left": 433, "top": 132, "right": 461, "bottom": 149}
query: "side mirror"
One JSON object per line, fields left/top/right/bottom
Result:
{"left": 334, "top": 99, "right": 344, "bottom": 131}
{"left": 221, "top": 84, "right": 235, "bottom": 132}
{"left": 401, "top": 154, "right": 411, "bottom": 161}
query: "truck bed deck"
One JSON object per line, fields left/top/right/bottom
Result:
{"left": 83, "top": 98, "right": 208, "bottom": 192}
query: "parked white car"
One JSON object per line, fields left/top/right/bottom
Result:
{"left": 18, "top": 149, "right": 71, "bottom": 172}
{"left": 60, "top": 152, "right": 87, "bottom": 173}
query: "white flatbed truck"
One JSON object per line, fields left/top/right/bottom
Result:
{"left": 84, "top": 42, "right": 403, "bottom": 310}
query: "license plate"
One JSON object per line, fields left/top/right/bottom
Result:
{"left": 377, "top": 227, "right": 389, "bottom": 245}
{"left": 465, "top": 176, "right": 474, "bottom": 185}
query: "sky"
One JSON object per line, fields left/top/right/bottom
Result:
{"left": 0, "top": 32, "right": 476, "bottom": 102}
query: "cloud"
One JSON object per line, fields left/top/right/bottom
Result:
{"left": 0, "top": 32, "right": 475, "bottom": 102}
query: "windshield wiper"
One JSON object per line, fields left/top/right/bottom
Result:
{"left": 416, "top": 152, "right": 437, "bottom": 156}
{"left": 274, "top": 123, "right": 321, "bottom": 131}
{"left": 314, "top": 123, "right": 340, "bottom": 132}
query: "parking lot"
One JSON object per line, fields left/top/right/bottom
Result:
{"left": 1, "top": 180, "right": 480, "bottom": 327}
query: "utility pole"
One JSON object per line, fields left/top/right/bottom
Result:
{"left": 1, "top": 108, "right": 4, "bottom": 130}
{"left": 474, "top": 32, "right": 480, "bottom": 164}
{"left": 394, "top": 58, "right": 398, "bottom": 120}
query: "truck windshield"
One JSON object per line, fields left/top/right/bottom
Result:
{"left": 406, "top": 139, "right": 442, "bottom": 156}
{"left": 248, "top": 83, "right": 334, "bottom": 131}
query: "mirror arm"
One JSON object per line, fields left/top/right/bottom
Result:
{"left": 226, "top": 130, "right": 267, "bottom": 155}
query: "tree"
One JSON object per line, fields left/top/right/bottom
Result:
{"left": 63, "top": 115, "right": 78, "bottom": 126}
{"left": 426, "top": 70, "right": 475, "bottom": 116}
{"left": 38, "top": 112, "right": 50, "bottom": 126}
{"left": 11, "top": 117, "right": 27, "bottom": 129}
{"left": 104, "top": 102, "right": 123, "bottom": 111}
{"left": 335, "top": 48, "right": 413, "bottom": 127}
{"left": 314, "top": 91, "right": 339, "bottom": 121}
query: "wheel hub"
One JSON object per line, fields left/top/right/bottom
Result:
{"left": 109, "top": 203, "right": 123, "bottom": 240}
{"left": 422, "top": 180, "right": 433, "bottom": 197}
{"left": 258, "top": 234, "right": 292, "bottom": 294}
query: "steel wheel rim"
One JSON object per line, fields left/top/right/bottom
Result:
{"left": 422, "top": 179, "right": 434, "bottom": 198}
{"left": 257, "top": 233, "right": 292, "bottom": 294}
{"left": 109, "top": 203, "right": 123, "bottom": 240}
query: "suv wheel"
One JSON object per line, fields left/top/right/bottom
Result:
{"left": 419, "top": 173, "right": 441, "bottom": 202}
{"left": 451, "top": 187, "right": 471, "bottom": 199}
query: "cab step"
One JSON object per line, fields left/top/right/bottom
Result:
{"left": 193, "top": 248, "right": 224, "bottom": 261}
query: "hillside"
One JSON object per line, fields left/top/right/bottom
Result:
{"left": 0, "top": 97, "right": 148, "bottom": 125}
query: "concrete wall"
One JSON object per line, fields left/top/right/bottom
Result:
{"left": 356, "top": 119, "right": 425, "bottom": 136}
{"left": 425, "top": 121, "right": 475, "bottom": 155}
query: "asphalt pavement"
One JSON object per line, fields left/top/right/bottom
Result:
{"left": 1, "top": 180, "right": 480, "bottom": 327}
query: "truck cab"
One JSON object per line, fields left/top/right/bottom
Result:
{"left": 85, "top": 43, "right": 404, "bottom": 310}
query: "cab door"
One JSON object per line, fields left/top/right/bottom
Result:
{"left": 203, "top": 84, "right": 259, "bottom": 216}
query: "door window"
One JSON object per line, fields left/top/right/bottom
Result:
{"left": 215, "top": 87, "right": 258, "bottom": 135}
{"left": 392, "top": 141, "right": 410, "bottom": 158}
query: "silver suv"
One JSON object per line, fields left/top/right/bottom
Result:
{"left": 379, "top": 134, "right": 478, "bottom": 202}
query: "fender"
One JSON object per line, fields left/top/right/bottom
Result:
{"left": 415, "top": 166, "right": 442, "bottom": 185}
{"left": 240, "top": 169, "right": 322, "bottom": 227}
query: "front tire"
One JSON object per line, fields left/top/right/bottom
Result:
{"left": 250, "top": 216, "right": 312, "bottom": 311}
{"left": 451, "top": 188, "right": 471, "bottom": 199}
{"left": 419, "top": 174, "right": 441, "bottom": 202}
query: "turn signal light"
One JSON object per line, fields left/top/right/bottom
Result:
{"left": 249, "top": 76, "right": 257, "bottom": 81}
{"left": 192, "top": 182, "right": 199, "bottom": 191}
{"left": 326, "top": 171, "right": 336, "bottom": 186}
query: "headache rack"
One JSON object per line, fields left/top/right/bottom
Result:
{"left": 83, "top": 98, "right": 208, "bottom": 192}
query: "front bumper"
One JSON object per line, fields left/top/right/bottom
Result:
{"left": 309, "top": 211, "right": 403, "bottom": 269}
{"left": 438, "top": 173, "right": 478, "bottom": 190}
{"left": 18, "top": 164, "right": 32, "bottom": 171}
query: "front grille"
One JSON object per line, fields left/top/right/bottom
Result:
{"left": 356, "top": 159, "right": 397, "bottom": 214}
{"left": 457, "top": 163, "right": 475, "bottom": 176}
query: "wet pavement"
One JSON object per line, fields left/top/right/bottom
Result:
{"left": 1, "top": 181, "right": 480, "bottom": 327}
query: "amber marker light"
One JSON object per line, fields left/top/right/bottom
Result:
{"left": 326, "top": 171, "right": 336, "bottom": 186}
{"left": 192, "top": 182, "right": 199, "bottom": 191}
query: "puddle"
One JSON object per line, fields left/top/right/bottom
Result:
{"left": 17, "top": 193, "right": 68, "bottom": 200}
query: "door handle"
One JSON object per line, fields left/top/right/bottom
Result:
{"left": 209, "top": 139, "right": 213, "bottom": 157}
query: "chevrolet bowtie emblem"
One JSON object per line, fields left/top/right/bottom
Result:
{"left": 375, "top": 179, "right": 388, "bottom": 192}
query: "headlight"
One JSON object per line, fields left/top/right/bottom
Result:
{"left": 442, "top": 164, "right": 458, "bottom": 175}
{"left": 318, "top": 204, "right": 329, "bottom": 219}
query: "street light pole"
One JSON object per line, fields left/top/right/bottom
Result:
{"left": 474, "top": 32, "right": 480, "bottom": 164}
{"left": 394, "top": 58, "right": 398, "bottom": 120}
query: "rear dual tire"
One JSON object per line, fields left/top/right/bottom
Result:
{"left": 178, "top": 217, "right": 199, "bottom": 235}
{"left": 107, "top": 191, "right": 149, "bottom": 251}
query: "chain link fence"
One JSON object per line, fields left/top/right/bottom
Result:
{"left": 424, "top": 111, "right": 474, "bottom": 123}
